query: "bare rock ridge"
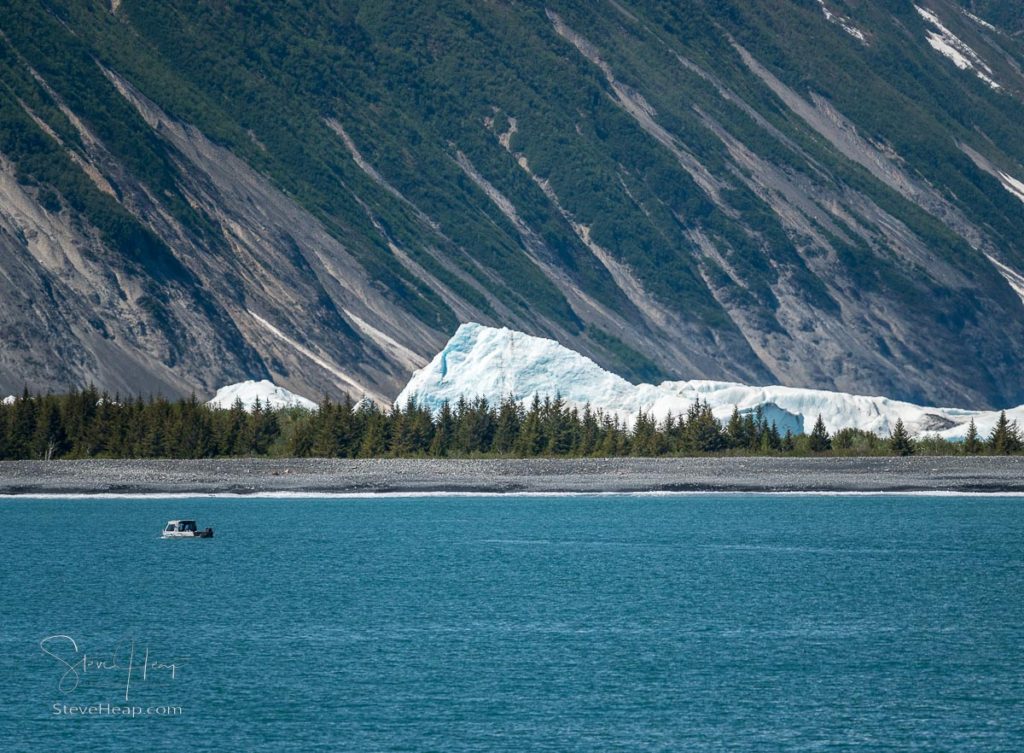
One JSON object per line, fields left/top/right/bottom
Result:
{"left": 2, "top": 1, "right": 1024, "bottom": 407}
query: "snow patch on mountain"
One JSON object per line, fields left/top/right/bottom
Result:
{"left": 207, "top": 380, "right": 317, "bottom": 411}
{"left": 816, "top": 1, "right": 867, "bottom": 43}
{"left": 2, "top": 395, "right": 16, "bottom": 405}
{"left": 998, "top": 172, "right": 1024, "bottom": 204}
{"left": 916, "top": 6, "right": 1001, "bottom": 89}
{"left": 398, "top": 323, "right": 1024, "bottom": 439}
{"left": 962, "top": 10, "right": 997, "bottom": 32}
{"left": 986, "top": 254, "right": 1024, "bottom": 305}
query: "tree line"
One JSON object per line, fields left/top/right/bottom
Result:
{"left": 0, "top": 387, "right": 1021, "bottom": 460}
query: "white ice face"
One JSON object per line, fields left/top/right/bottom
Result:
{"left": 397, "top": 323, "right": 1024, "bottom": 439}
{"left": 206, "top": 380, "right": 317, "bottom": 412}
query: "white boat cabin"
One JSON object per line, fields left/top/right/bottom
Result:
{"left": 162, "top": 520, "right": 213, "bottom": 538}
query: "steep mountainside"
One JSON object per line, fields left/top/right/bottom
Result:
{"left": 2, "top": 0, "right": 1024, "bottom": 406}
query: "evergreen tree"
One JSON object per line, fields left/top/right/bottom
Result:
{"left": 241, "top": 397, "right": 279, "bottom": 455}
{"left": 405, "top": 399, "right": 435, "bottom": 455}
{"left": 888, "top": 418, "right": 915, "bottom": 456}
{"left": 544, "top": 395, "right": 574, "bottom": 455}
{"left": 454, "top": 397, "right": 495, "bottom": 454}
{"left": 725, "top": 406, "right": 745, "bottom": 449}
{"left": 760, "top": 421, "right": 781, "bottom": 453}
{"left": 747, "top": 408, "right": 763, "bottom": 450}
{"left": 217, "top": 397, "right": 249, "bottom": 455}
{"left": 333, "top": 395, "right": 359, "bottom": 457}
{"left": 491, "top": 396, "right": 522, "bottom": 455}
{"left": 0, "top": 402, "right": 9, "bottom": 460}
{"left": 358, "top": 405, "right": 388, "bottom": 457}
{"left": 684, "top": 400, "right": 725, "bottom": 453}
{"left": 428, "top": 400, "right": 455, "bottom": 456}
{"left": 8, "top": 392, "right": 37, "bottom": 459}
{"left": 389, "top": 400, "right": 415, "bottom": 456}
{"left": 515, "top": 395, "right": 544, "bottom": 456}
{"left": 988, "top": 411, "right": 1022, "bottom": 454}
{"left": 808, "top": 414, "right": 831, "bottom": 452}
{"left": 578, "top": 404, "right": 599, "bottom": 456}
{"left": 963, "top": 418, "right": 982, "bottom": 455}
{"left": 631, "top": 410, "right": 659, "bottom": 456}
{"left": 122, "top": 396, "right": 148, "bottom": 457}
{"left": 32, "top": 396, "right": 67, "bottom": 460}
{"left": 140, "top": 397, "right": 169, "bottom": 458}
{"left": 596, "top": 414, "right": 627, "bottom": 456}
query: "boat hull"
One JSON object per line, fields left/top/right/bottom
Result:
{"left": 162, "top": 529, "right": 214, "bottom": 539}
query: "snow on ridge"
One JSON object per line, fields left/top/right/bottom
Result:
{"left": 986, "top": 254, "right": 1024, "bottom": 306}
{"left": 962, "top": 10, "right": 997, "bottom": 32}
{"left": 816, "top": 1, "right": 867, "bottom": 43}
{"left": 915, "top": 5, "right": 1001, "bottom": 89}
{"left": 1, "top": 395, "right": 16, "bottom": 405}
{"left": 207, "top": 380, "right": 317, "bottom": 411}
{"left": 397, "top": 323, "right": 1024, "bottom": 440}
{"left": 998, "top": 172, "right": 1024, "bottom": 204}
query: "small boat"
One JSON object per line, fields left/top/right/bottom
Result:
{"left": 161, "top": 520, "right": 214, "bottom": 538}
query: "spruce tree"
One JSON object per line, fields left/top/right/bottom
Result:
{"left": 808, "top": 414, "right": 831, "bottom": 452}
{"left": 406, "top": 400, "right": 435, "bottom": 455}
{"left": 630, "top": 410, "right": 658, "bottom": 456}
{"left": 358, "top": 406, "right": 388, "bottom": 457}
{"left": 515, "top": 395, "right": 544, "bottom": 456}
{"left": 963, "top": 418, "right": 982, "bottom": 455}
{"left": 578, "top": 404, "right": 599, "bottom": 456}
{"left": 988, "top": 411, "right": 1022, "bottom": 454}
{"left": 0, "top": 402, "right": 8, "bottom": 460}
{"left": 761, "top": 421, "right": 782, "bottom": 453}
{"left": 596, "top": 414, "right": 624, "bottom": 456}
{"left": 492, "top": 396, "right": 522, "bottom": 455}
{"left": 219, "top": 397, "right": 248, "bottom": 455}
{"left": 726, "top": 406, "right": 745, "bottom": 449}
{"left": 684, "top": 400, "right": 725, "bottom": 453}
{"left": 32, "top": 397, "right": 67, "bottom": 460}
{"left": 389, "top": 400, "right": 414, "bottom": 456}
{"left": 544, "top": 395, "right": 573, "bottom": 455}
{"left": 8, "top": 392, "right": 37, "bottom": 459}
{"left": 429, "top": 401, "right": 455, "bottom": 456}
{"left": 888, "top": 418, "right": 914, "bottom": 456}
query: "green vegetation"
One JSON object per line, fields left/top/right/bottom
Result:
{"left": 2, "top": 391, "right": 1019, "bottom": 461}
{"left": 2, "top": 1, "right": 1024, "bottom": 399}
{"left": 889, "top": 418, "right": 915, "bottom": 456}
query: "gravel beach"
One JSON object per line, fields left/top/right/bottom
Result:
{"left": 1, "top": 456, "right": 1024, "bottom": 495}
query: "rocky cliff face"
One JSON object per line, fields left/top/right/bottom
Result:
{"left": 2, "top": 1, "right": 1024, "bottom": 406}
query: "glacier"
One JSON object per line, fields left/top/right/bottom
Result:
{"left": 397, "top": 323, "right": 1024, "bottom": 439}
{"left": 207, "top": 379, "right": 317, "bottom": 411}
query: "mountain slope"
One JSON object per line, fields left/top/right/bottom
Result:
{"left": 2, "top": 0, "right": 1024, "bottom": 406}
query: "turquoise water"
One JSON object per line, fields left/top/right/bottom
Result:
{"left": 1, "top": 494, "right": 1022, "bottom": 752}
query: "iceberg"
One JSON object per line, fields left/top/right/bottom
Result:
{"left": 207, "top": 379, "right": 317, "bottom": 411}
{"left": 397, "top": 323, "right": 1024, "bottom": 438}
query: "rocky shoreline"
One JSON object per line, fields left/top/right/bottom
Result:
{"left": 2, "top": 456, "right": 1024, "bottom": 495}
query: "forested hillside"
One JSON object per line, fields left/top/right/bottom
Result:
{"left": 2, "top": 1, "right": 1024, "bottom": 407}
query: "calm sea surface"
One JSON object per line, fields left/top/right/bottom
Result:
{"left": 1, "top": 494, "right": 1022, "bottom": 752}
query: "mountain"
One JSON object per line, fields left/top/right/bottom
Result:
{"left": 3, "top": 1, "right": 1024, "bottom": 407}
{"left": 398, "top": 323, "right": 1024, "bottom": 439}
